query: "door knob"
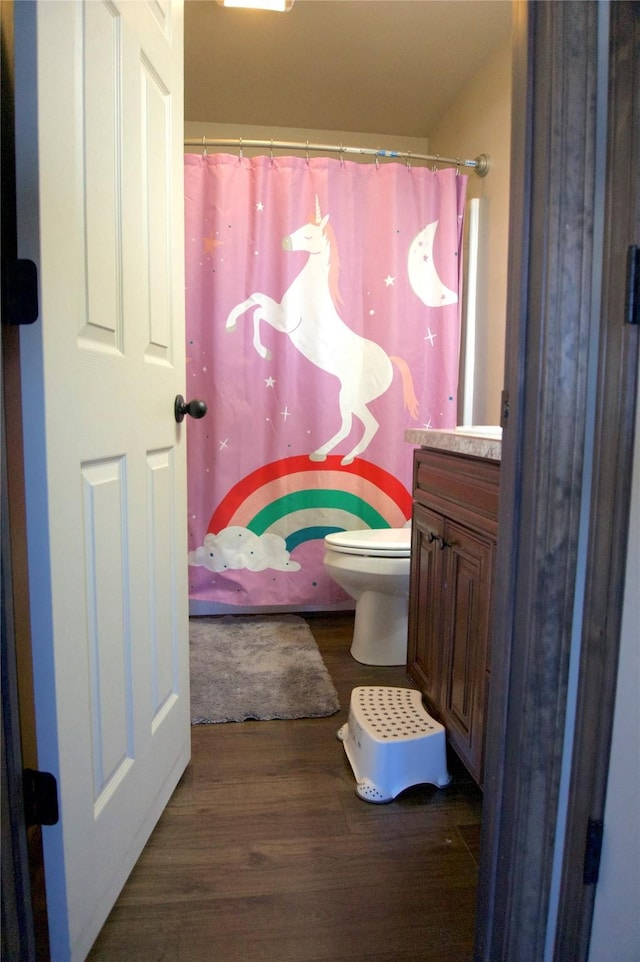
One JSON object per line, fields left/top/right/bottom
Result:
{"left": 174, "top": 395, "right": 207, "bottom": 423}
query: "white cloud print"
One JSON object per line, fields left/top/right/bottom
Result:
{"left": 188, "top": 526, "right": 301, "bottom": 573}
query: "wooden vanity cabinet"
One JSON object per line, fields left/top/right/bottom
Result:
{"left": 408, "top": 447, "right": 500, "bottom": 787}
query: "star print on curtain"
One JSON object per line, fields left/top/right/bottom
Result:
{"left": 184, "top": 153, "right": 467, "bottom": 610}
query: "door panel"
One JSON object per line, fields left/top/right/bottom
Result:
{"left": 447, "top": 551, "right": 476, "bottom": 730}
{"left": 408, "top": 505, "right": 443, "bottom": 703}
{"left": 442, "top": 519, "right": 493, "bottom": 782}
{"left": 13, "top": 2, "right": 188, "bottom": 959}
{"left": 81, "top": 455, "right": 134, "bottom": 809}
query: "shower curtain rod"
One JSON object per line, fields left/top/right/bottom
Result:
{"left": 183, "top": 137, "right": 490, "bottom": 176}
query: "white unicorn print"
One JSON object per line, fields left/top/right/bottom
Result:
{"left": 225, "top": 197, "right": 419, "bottom": 466}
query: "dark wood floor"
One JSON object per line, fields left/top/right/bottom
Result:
{"left": 88, "top": 613, "right": 482, "bottom": 962}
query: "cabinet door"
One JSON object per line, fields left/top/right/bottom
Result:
{"left": 441, "top": 519, "right": 494, "bottom": 783}
{"left": 408, "top": 505, "right": 443, "bottom": 704}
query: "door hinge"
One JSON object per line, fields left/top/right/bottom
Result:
{"left": 625, "top": 245, "right": 639, "bottom": 325}
{"left": 500, "top": 389, "right": 509, "bottom": 428}
{"left": 1, "top": 258, "right": 39, "bottom": 326}
{"left": 583, "top": 817, "right": 604, "bottom": 885}
{"left": 23, "top": 768, "right": 59, "bottom": 828}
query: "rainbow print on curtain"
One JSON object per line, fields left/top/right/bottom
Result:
{"left": 184, "top": 153, "right": 467, "bottom": 609}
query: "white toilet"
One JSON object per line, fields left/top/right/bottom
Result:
{"left": 323, "top": 527, "right": 412, "bottom": 666}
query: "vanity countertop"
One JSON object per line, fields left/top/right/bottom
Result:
{"left": 405, "top": 426, "right": 502, "bottom": 462}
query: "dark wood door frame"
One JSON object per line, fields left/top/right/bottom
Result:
{"left": 555, "top": 3, "right": 639, "bottom": 957}
{"left": 1, "top": 1, "right": 46, "bottom": 958}
{"left": 477, "top": 2, "right": 639, "bottom": 960}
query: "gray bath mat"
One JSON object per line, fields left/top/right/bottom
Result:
{"left": 189, "top": 614, "right": 340, "bottom": 724}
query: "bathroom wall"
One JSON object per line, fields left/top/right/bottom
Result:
{"left": 183, "top": 120, "right": 430, "bottom": 163}
{"left": 428, "top": 35, "right": 512, "bottom": 426}
{"left": 588, "top": 378, "right": 640, "bottom": 961}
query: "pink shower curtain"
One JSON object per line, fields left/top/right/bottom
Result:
{"left": 184, "top": 153, "right": 467, "bottom": 610}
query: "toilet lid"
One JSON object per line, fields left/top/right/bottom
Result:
{"left": 324, "top": 527, "right": 411, "bottom": 557}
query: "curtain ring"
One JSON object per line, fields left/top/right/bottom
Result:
{"left": 406, "top": 151, "right": 412, "bottom": 171}
{"left": 455, "top": 158, "right": 461, "bottom": 175}
{"left": 305, "top": 140, "right": 310, "bottom": 164}
{"left": 375, "top": 147, "right": 380, "bottom": 169}
{"left": 270, "top": 139, "right": 274, "bottom": 161}
{"left": 202, "top": 136, "right": 207, "bottom": 157}
{"left": 239, "top": 138, "right": 243, "bottom": 161}
{"left": 339, "top": 143, "right": 345, "bottom": 168}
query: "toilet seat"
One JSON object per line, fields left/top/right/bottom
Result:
{"left": 324, "top": 527, "right": 411, "bottom": 558}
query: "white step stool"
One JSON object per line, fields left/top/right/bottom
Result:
{"left": 337, "top": 686, "right": 450, "bottom": 803}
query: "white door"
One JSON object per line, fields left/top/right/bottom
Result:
{"left": 13, "top": 2, "right": 190, "bottom": 959}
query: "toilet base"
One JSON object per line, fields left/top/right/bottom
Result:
{"left": 350, "top": 590, "right": 408, "bottom": 666}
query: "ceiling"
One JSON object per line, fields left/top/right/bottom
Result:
{"left": 184, "top": 1, "right": 512, "bottom": 138}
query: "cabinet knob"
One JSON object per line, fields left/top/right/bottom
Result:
{"left": 427, "top": 530, "right": 452, "bottom": 549}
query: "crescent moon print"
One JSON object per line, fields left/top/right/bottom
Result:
{"left": 408, "top": 220, "right": 458, "bottom": 307}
